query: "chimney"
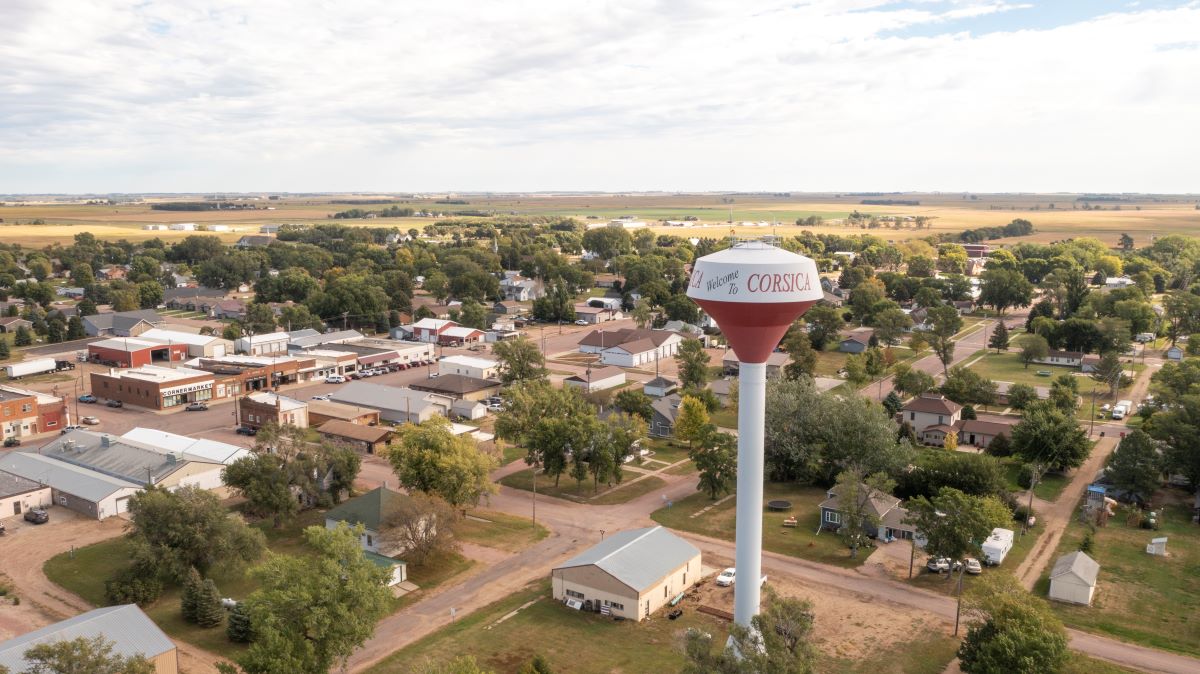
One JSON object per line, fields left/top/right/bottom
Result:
{"left": 101, "top": 434, "right": 112, "bottom": 447}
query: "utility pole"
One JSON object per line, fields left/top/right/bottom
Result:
{"left": 953, "top": 564, "right": 967, "bottom": 636}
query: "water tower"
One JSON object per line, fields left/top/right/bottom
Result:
{"left": 687, "top": 241, "right": 821, "bottom": 629}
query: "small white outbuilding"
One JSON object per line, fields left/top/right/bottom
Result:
{"left": 1048, "top": 551, "right": 1100, "bottom": 606}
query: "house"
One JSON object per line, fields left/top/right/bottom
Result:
{"left": 1048, "top": 551, "right": 1100, "bottom": 606}
{"left": 410, "top": 318, "right": 484, "bottom": 345}
{"left": 326, "top": 486, "right": 408, "bottom": 554}
{"left": 500, "top": 275, "right": 545, "bottom": 302}
{"left": 239, "top": 392, "right": 309, "bottom": 429}
{"left": 573, "top": 304, "right": 622, "bottom": 325}
{"left": 410, "top": 374, "right": 503, "bottom": 402}
{"left": 920, "top": 424, "right": 959, "bottom": 447}
{"left": 649, "top": 395, "right": 681, "bottom": 437}
{"left": 722, "top": 350, "right": 790, "bottom": 378}
{"left": 962, "top": 243, "right": 992, "bottom": 259}
{"left": 212, "top": 299, "right": 247, "bottom": 320}
{"left": 307, "top": 399, "right": 381, "bottom": 427}
{"left": 1166, "top": 345, "right": 1184, "bottom": 361}
{"left": 329, "top": 382, "right": 452, "bottom": 424}
{"left": 821, "top": 290, "right": 844, "bottom": 307}
{"left": 564, "top": 366, "right": 626, "bottom": 393}
{"left": 552, "top": 526, "right": 700, "bottom": 621}
{"left": 578, "top": 328, "right": 683, "bottom": 368}
{"left": 593, "top": 273, "right": 621, "bottom": 288}
{"left": 493, "top": 300, "right": 524, "bottom": 315}
{"left": 901, "top": 394, "right": 963, "bottom": 434}
{"left": 97, "top": 265, "right": 127, "bottom": 280}
{"left": 236, "top": 235, "right": 275, "bottom": 248}
{"left": 952, "top": 299, "right": 975, "bottom": 314}
{"left": 41, "top": 430, "right": 227, "bottom": 491}
{"left": 317, "top": 420, "right": 394, "bottom": 454}
{"left": 0, "top": 452, "right": 141, "bottom": 520}
{"left": 82, "top": 309, "right": 165, "bottom": 337}
{"left": 953, "top": 418, "right": 1015, "bottom": 449}
{"left": 1105, "top": 276, "right": 1135, "bottom": 289}
{"left": 55, "top": 286, "right": 86, "bottom": 299}
{"left": 0, "top": 605, "right": 178, "bottom": 674}
{"left": 839, "top": 329, "right": 874, "bottom": 353}
{"left": 235, "top": 332, "right": 291, "bottom": 356}
{"left": 643, "top": 376, "right": 678, "bottom": 398}
{"left": 0, "top": 470, "right": 53, "bottom": 521}
{"left": 1034, "top": 350, "right": 1085, "bottom": 368}
{"left": 707, "top": 378, "right": 734, "bottom": 405}
{"left": 438, "top": 355, "right": 500, "bottom": 380}
{"left": 818, "top": 483, "right": 915, "bottom": 541}
{"left": 0, "top": 316, "right": 31, "bottom": 333}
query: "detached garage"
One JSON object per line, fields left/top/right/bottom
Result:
{"left": 551, "top": 526, "right": 700, "bottom": 622}
{"left": 0, "top": 452, "right": 140, "bottom": 520}
{"left": 0, "top": 470, "right": 52, "bottom": 520}
{"left": 1049, "top": 551, "right": 1100, "bottom": 606}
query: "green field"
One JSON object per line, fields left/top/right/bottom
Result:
{"left": 499, "top": 466, "right": 667, "bottom": 505}
{"left": 456, "top": 509, "right": 549, "bottom": 553}
{"left": 651, "top": 483, "right": 868, "bottom": 568}
{"left": 1033, "top": 494, "right": 1200, "bottom": 657}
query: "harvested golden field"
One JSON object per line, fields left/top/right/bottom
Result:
{"left": 1, "top": 192, "right": 1196, "bottom": 247}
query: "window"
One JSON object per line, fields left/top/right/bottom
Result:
{"left": 825, "top": 511, "right": 841, "bottom": 525}
{"left": 21, "top": 404, "right": 31, "bottom": 413}
{"left": 664, "top": 586, "right": 668, "bottom": 598}
{"left": 366, "top": 535, "right": 373, "bottom": 547}
{"left": 609, "top": 601, "right": 624, "bottom": 610}
{"left": 566, "top": 589, "right": 585, "bottom": 600}
{"left": 909, "top": 412, "right": 915, "bottom": 421}
{"left": 937, "top": 415, "right": 943, "bottom": 424}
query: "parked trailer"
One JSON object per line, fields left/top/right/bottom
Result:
{"left": 1112, "top": 399, "right": 1134, "bottom": 420}
{"left": 981, "top": 528, "right": 1014, "bottom": 566}
{"left": 5, "top": 358, "right": 59, "bottom": 379}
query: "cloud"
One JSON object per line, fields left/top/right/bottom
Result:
{"left": 0, "top": 0, "right": 1197, "bottom": 192}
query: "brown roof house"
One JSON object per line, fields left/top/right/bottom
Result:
{"left": 818, "top": 483, "right": 915, "bottom": 541}
{"left": 317, "top": 419, "right": 394, "bottom": 455}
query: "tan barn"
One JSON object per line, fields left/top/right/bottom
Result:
{"left": 551, "top": 526, "right": 701, "bottom": 621}
{"left": 0, "top": 604, "right": 178, "bottom": 674}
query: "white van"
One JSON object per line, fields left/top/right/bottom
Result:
{"left": 325, "top": 374, "right": 346, "bottom": 384}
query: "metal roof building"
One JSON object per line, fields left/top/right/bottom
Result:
{"left": 551, "top": 526, "right": 701, "bottom": 621}
{"left": 120, "top": 427, "right": 251, "bottom": 465}
{"left": 0, "top": 451, "right": 141, "bottom": 520}
{"left": 38, "top": 430, "right": 224, "bottom": 489}
{"left": 0, "top": 605, "right": 177, "bottom": 673}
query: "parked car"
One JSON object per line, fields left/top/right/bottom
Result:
{"left": 236, "top": 426, "right": 258, "bottom": 436}
{"left": 715, "top": 568, "right": 736, "bottom": 587}
{"left": 312, "top": 394, "right": 331, "bottom": 402}
{"left": 927, "top": 557, "right": 951, "bottom": 573}
{"left": 574, "top": 319, "right": 588, "bottom": 326}
{"left": 185, "top": 402, "right": 209, "bottom": 411}
{"left": 428, "top": 372, "right": 440, "bottom": 378}
{"left": 965, "top": 558, "right": 982, "bottom": 575}
{"left": 80, "top": 416, "right": 100, "bottom": 425}
{"left": 487, "top": 403, "right": 503, "bottom": 413}
{"left": 60, "top": 424, "right": 83, "bottom": 434}
{"left": 23, "top": 509, "right": 49, "bottom": 524}
{"left": 3, "top": 437, "right": 20, "bottom": 447}
{"left": 325, "top": 374, "right": 346, "bottom": 384}
{"left": 105, "top": 399, "right": 123, "bottom": 408}
{"left": 78, "top": 394, "right": 97, "bottom": 404}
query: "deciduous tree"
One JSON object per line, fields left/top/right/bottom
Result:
{"left": 389, "top": 417, "right": 498, "bottom": 510}
{"left": 20, "top": 636, "right": 155, "bottom": 674}
{"left": 1010, "top": 401, "right": 1091, "bottom": 471}
{"left": 904, "top": 488, "right": 1011, "bottom": 568}
{"left": 893, "top": 364, "right": 936, "bottom": 398}
{"left": 675, "top": 338, "right": 710, "bottom": 391}
{"left": 1017, "top": 334, "right": 1049, "bottom": 369}
{"left": 927, "top": 305, "right": 963, "bottom": 376}
{"left": 492, "top": 336, "right": 547, "bottom": 384}
{"left": 692, "top": 428, "right": 736, "bottom": 499}
{"left": 673, "top": 396, "right": 711, "bottom": 449}
{"left": 781, "top": 325, "right": 817, "bottom": 379}
{"left": 803, "top": 304, "right": 844, "bottom": 350}
{"left": 681, "top": 586, "right": 815, "bottom": 674}
{"left": 380, "top": 492, "right": 457, "bottom": 565}
{"left": 958, "top": 573, "right": 1069, "bottom": 674}
{"left": 834, "top": 470, "right": 897, "bottom": 558}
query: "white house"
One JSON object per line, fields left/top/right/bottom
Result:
{"left": 1048, "top": 551, "right": 1100, "bottom": 606}
{"left": 573, "top": 304, "right": 622, "bottom": 325}
{"left": 1105, "top": 276, "right": 1135, "bottom": 289}
{"left": 578, "top": 328, "right": 682, "bottom": 368}
{"left": 438, "top": 355, "right": 500, "bottom": 380}
{"left": 900, "top": 394, "right": 963, "bottom": 435}
{"left": 563, "top": 366, "right": 626, "bottom": 393}
{"left": 1033, "top": 350, "right": 1085, "bottom": 368}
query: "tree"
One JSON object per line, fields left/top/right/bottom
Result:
{"left": 906, "top": 255, "right": 936, "bottom": 278}
{"left": 196, "top": 577, "right": 225, "bottom": 628}
{"left": 870, "top": 306, "right": 912, "bottom": 346}
{"left": 1048, "top": 374, "right": 1079, "bottom": 413}
{"left": 126, "top": 486, "right": 265, "bottom": 582}
{"left": 231, "top": 524, "right": 392, "bottom": 674}
{"left": 863, "top": 347, "right": 889, "bottom": 396}
{"left": 613, "top": 388, "right": 654, "bottom": 422}
{"left": 675, "top": 338, "right": 710, "bottom": 391}
{"left": 1010, "top": 401, "right": 1091, "bottom": 471}
{"left": 985, "top": 433, "right": 1013, "bottom": 458}
{"left": 692, "top": 428, "right": 736, "bottom": 499}
{"left": 674, "top": 396, "right": 711, "bottom": 449}
{"left": 905, "top": 488, "right": 1011, "bottom": 566}
{"left": 380, "top": 492, "right": 457, "bottom": 565}
{"left": 893, "top": 364, "right": 936, "bottom": 398}
{"left": 882, "top": 391, "right": 903, "bottom": 418}
{"left": 1105, "top": 430, "right": 1161, "bottom": 503}
{"left": 681, "top": 586, "right": 815, "bottom": 674}
{"left": 0, "top": 338, "right": 10, "bottom": 361}
{"left": 631, "top": 300, "right": 653, "bottom": 328}
{"left": 803, "top": 304, "right": 844, "bottom": 350}
{"left": 13, "top": 325, "right": 31, "bottom": 347}
{"left": 242, "top": 303, "right": 277, "bottom": 334}
{"left": 518, "top": 654, "right": 555, "bottom": 674}
{"left": 227, "top": 600, "right": 255, "bottom": 643}
{"left": 1090, "top": 351, "right": 1125, "bottom": 398}
{"left": 492, "top": 336, "right": 547, "bottom": 384}
{"left": 389, "top": 417, "right": 498, "bottom": 511}
{"left": 1005, "top": 383, "right": 1038, "bottom": 411}
{"left": 988, "top": 322, "right": 1009, "bottom": 353}
{"left": 1017, "top": 334, "right": 1049, "bottom": 369}
{"left": 458, "top": 299, "right": 487, "bottom": 330}
{"left": 223, "top": 454, "right": 299, "bottom": 528}
{"left": 927, "top": 305, "right": 963, "bottom": 375}
{"left": 958, "top": 573, "right": 1069, "bottom": 674}
{"left": 1119, "top": 233, "right": 1134, "bottom": 251}
{"left": 834, "top": 470, "right": 897, "bottom": 558}
{"left": 1163, "top": 291, "right": 1200, "bottom": 345}
{"left": 19, "top": 636, "right": 155, "bottom": 674}
{"left": 979, "top": 268, "right": 1033, "bottom": 316}
{"left": 1146, "top": 394, "right": 1200, "bottom": 499}
{"left": 781, "top": 325, "right": 817, "bottom": 379}
{"left": 843, "top": 353, "right": 868, "bottom": 388}
{"left": 940, "top": 366, "right": 998, "bottom": 409}
{"left": 944, "top": 428, "right": 959, "bottom": 451}
{"left": 66, "top": 315, "right": 86, "bottom": 340}
{"left": 181, "top": 567, "right": 203, "bottom": 624}
{"left": 496, "top": 382, "right": 593, "bottom": 484}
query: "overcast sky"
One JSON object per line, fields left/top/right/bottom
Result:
{"left": 2, "top": 0, "right": 1198, "bottom": 194}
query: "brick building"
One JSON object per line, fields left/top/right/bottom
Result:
{"left": 238, "top": 392, "right": 309, "bottom": 429}
{"left": 87, "top": 337, "right": 189, "bottom": 368}
{"left": 90, "top": 366, "right": 225, "bottom": 410}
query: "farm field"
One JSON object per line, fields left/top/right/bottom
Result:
{"left": 2, "top": 192, "right": 1197, "bottom": 247}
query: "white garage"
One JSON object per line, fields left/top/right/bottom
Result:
{"left": 1048, "top": 551, "right": 1100, "bottom": 606}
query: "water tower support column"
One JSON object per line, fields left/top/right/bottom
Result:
{"left": 734, "top": 360, "right": 767, "bottom": 626}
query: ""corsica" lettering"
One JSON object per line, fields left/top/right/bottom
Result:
{"left": 746, "top": 272, "right": 812, "bottom": 293}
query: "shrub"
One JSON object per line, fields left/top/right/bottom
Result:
{"left": 1013, "top": 504, "right": 1036, "bottom": 524}
{"left": 105, "top": 570, "right": 163, "bottom": 606}
{"left": 1016, "top": 463, "right": 1037, "bottom": 489}
{"left": 1079, "top": 530, "right": 1095, "bottom": 554}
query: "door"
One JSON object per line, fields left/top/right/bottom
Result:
{"left": 12, "top": 501, "right": 20, "bottom": 515}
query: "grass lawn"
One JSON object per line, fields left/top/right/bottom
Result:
{"left": 651, "top": 482, "right": 867, "bottom": 568}
{"left": 499, "top": 467, "right": 666, "bottom": 505}
{"left": 458, "top": 509, "right": 548, "bottom": 553}
{"left": 967, "top": 352, "right": 1144, "bottom": 402}
{"left": 1000, "top": 460, "right": 1072, "bottom": 502}
{"left": 709, "top": 405, "right": 738, "bottom": 429}
{"left": 814, "top": 349, "right": 849, "bottom": 377}
{"left": 394, "top": 550, "right": 476, "bottom": 610}
{"left": 1063, "top": 654, "right": 1143, "bottom": 674}
{"left": 1032, "top": 494, "right": 1200, "bottom": 657}
{"left": 819, "top": 629, "right": 959, "bottom": 674}
{"left": 639, "top": 437, "right": 692, "bottom": 464}
{"left": 368, "top": 580, "right": 729, "bottom": 674}
{"left": 909, "top": 518, "right": 1045, "bottom": 596}
{"left": 500, "top": 442, "right": 526, "bottom": 465}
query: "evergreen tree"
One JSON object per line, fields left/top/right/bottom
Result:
{"left": 66, "top": 315, "right": 86, "bottom": 340}
{"left": 227, "top": 601, "right": 255, "bottom": 643}
{"left": 0, "top": 337, "right": 10, "bottom": 361}
{"left": 196, "top": 578, "right": 225, "bottom": 628}
{"left": 988, "top": 322, "right": 1009, "bottom": 353}
{"left": 882, "top": 391, "right": 903, "bottom": 418}
{"left": 181, "top": 567, "right": 202, "bottom": 624}
{"left": 13, "top": 325, "right": 32, "bottom": 347}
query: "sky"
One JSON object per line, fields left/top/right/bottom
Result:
{"left": 1, "top": 0, "right": 1198, "bottom": 194}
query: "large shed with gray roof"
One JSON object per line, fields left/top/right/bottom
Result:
{"left": 0, "top": 452, "right": 141, "bottom": 520}
{"left": 0, "top": 604, "right": 178, "bottom": 674}
{"left": 551, "top": 526, "right": 701, "bottom": 621}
